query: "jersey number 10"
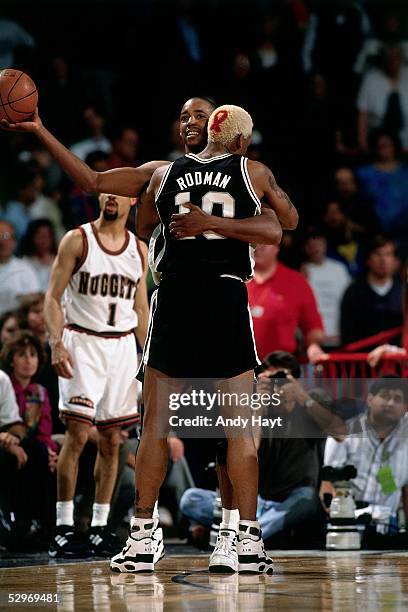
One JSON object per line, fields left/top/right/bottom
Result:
{"left": 175, "top": 191, "right": 235, "bottom": 239}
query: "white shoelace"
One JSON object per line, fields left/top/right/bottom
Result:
{"left": 215, "top": 534, "right": 235, "bottom": 557}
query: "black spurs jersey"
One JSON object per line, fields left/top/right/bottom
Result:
{"left": 149, "top": 153, "right": 262, "bottom": 282}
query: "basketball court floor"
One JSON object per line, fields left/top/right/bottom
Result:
{"left": 1, "top": 548, "right": 408, "bottom": 611}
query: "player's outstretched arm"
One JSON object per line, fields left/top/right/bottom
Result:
{"left": 0, "top": 110, "right": 167, "bottom": 197}
{"left": 135, "top": 165, "right": 169, "bottom": 239}
{"left": 248, "top": 160, "right": 299, "bottom": 230}
{"left": 44, "top": 230, "right": 82, "bottom": 379}
{"left": 134, "top": 240, "right": 150, "bottom": 347}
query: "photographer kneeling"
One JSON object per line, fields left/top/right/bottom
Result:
{"left": 256, "top": 352, "right": 345, "bottom": 544}
{"left": 321, "top": 377, "right": 408, "bottom": 543}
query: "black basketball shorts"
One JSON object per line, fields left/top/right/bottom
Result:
{"left": 138, "top": 274, "right": 260, "bottom": 379}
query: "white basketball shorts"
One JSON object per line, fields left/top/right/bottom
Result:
{"left": 59, "top": 327, "right": 140, "bottom": 429}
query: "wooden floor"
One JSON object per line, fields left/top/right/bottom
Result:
{"left": 1, "top": 551, "right": 408, "bottom": 611}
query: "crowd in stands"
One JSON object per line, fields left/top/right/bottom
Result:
{"left": 0, "top": 0, "right": 407, "bottom": 553}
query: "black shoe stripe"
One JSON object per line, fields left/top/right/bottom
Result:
{"left": 238, "top": 554, "right": 272, "bottom": 563}
{"left": 118, "top": 554, "right": 154, "bottom": 563}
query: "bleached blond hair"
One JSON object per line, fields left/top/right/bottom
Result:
{"left": 207, "top": 105, "right": 253, "bottom": 147}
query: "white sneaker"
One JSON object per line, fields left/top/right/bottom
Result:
{"left": 110, "top": 519, "right": 162, "bottom": 573}
{"left": 152, "top": 522, "right": 165, "bottom": 564}
{"left": 209, "top": 528, "right": 238, "bottom": 573}
{"left": 237, "top": 524, "right": 273, "bottom": 575}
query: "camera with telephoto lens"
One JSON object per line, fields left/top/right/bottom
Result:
{"left": 322, "top": 465, "right": 365, "bottom": 550}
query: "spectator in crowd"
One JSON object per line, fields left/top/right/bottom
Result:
{"left": 173, "top": 0, "right": 204, "bottom": 77}
{"left": 322, "top": 200, "right": 367, "bottom": 276}
{"left": 28, "top": 177, "right": 65, "bottom": 243}
{"left": 0, "top": 333, "right": 57, "bottom": 547}
{"left": 0, "top": 310, "right": 19, "bottom": 350}
{"left": 107, "top": 127, "right": 140, "bottom": 168}
{"left": 220, "top": 52, "right": 256, "bottom": 114}
{"left": 180, "top": 352, "right": 344, "bottom": 544}
{"left": 340, "top": 236, "right": 403, "bottom": 347}
{"left": 302, "top": 0, "right": 371, "bottom": 140}
{"left": 0, "top": 220, "right": 40, "bottom": 316}
{"left": 354, "top": 10, "right": 408, "bottom": 74}
{"left": 17, "top": 294, "right": 47, "bottom": 345}
{"left": 1, "top": 331, "right": 58, "bottom": 460}
{"left": 357, "top": 45, "right": 408, "bottom": 152}
{"left": 356, "top": 130, "right": 408, "bottom": 251}
{"left": 20, "top": 220, "right": 57, "bottom": 292}
{"left": 16, "top": 293, "right": 59, "bottom": 425}
{"left": 166, "top": 119, "right": 185, "bottom": 161}
{"left": 333, "top": 166, "right": 380, "bottom": 233}
{"left": 367, "top": 343, "right": 406, "bottom": 368}
{"left": 302, "top": 228, "right": 350, "bottom": 347}
{"left": 321, "top": 377, "right": 408, "bottom": 531}
{"left": 0, "top": 368, "right": 25, "bottom": 452}
{"left": 298, "top": 72, "right": 346, "bottom": 205}
{"left": 0, "top": 369, "right": 26, "bottom": 546}
{"left": 64, "top": 151, "right": 110, "bottom": 228}
{"left": 41, "top": 55, "right": 84, "bottom": 145}
{"left": 255, "top": 352, "right": 345, "bottom": 542}
{"left": 0, "top": 18, "right": 35, "bottom": 68}
{"left": 1, "top": 162, "right": 43, "bottom": 242}
{"left": 302, "top": 1, "right": 371, "bottom": 80}
{"left": 111, "top": 434, "right": 194, "bottom": 532}
{"left": 2, "top": 161, "right": 64, "bottom": 242}
{"left": 247, "top": 244, "right": 327, "bottom": 363}
{"left": 70, "top": 105, "right": 112, "bottom": 161}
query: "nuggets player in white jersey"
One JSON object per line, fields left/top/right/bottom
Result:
{"left": 44, "top": 193, "right": 149, "bottom": 558}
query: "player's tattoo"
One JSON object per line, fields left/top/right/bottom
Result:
{"left": 134, "top": 489, "right": 154, "bottom": 516}
{"left": 268, "top": 173, "right": 294, "bottom": 210}
{"left": 135, "top": 506, "right": 155, "bottom": 515}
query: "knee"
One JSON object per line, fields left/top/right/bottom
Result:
{"left": 228, "top": 437, "right": 257, "bottom": 460}
{"left": 64, "top": 428, "right": 89, "bottom": 456}
{"left": 98, "top": 430, "right": 121, "bottom": 457}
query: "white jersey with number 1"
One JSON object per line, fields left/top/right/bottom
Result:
{"left": 63, "top": 222, "right": 143, "bottom": 333}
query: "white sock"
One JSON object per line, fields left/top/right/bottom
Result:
{"left": 220, "top": 508, "right": 240, "bottom": 531}
{"left": 91, "top": 503, "right": 110, "bottom": 527}
{"left": 153, "top": 501, "right": 159, "bottom": 521}
{"left": 130, "top": 516, "right": 154, "bottom": 533}
{"left": 56, "top": 501, "right": 74, "bottom": 527}
{"left": 239, "top": 519, "right": 260, "bottom": 535}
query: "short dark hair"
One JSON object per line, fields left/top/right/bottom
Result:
{"left": 366, "top": 235, "right": 394, "bottom": 258}
{"left": 0, "top": 310, "right": 18, "bottom": 334}
{"left": 303, "top": 226, "right": 326, "bottom": 243}
{"left": 369, "top": 376, "right": 408, "bottom": 403}
{"left": 261, "top": 351, "right": 301, "bottom": 378}
{"left": 85, "top": 150, "right": 110, "bottom": 167}
{"left": 16, "top": 293, "right": 45, "bottom": 330}
{"left": 0, "top": 330, "right": 45, "bottom": 375}
{"left": 20, "top": 219, "right": 57, "bottom": 257}
{"left": 183, "top": 96, "right": 217, "bottom": 110}
{"left": 368, "top": 128, "right": 402, "bottom": 159}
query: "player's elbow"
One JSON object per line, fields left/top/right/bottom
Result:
{"left": 86, "top": 170, "right": 100, "bottom": 193}
{"left": 267, "top": 224, "right": 283, "bottom": 245}
{"left": 285, "top": 210, "right": 299, "bottom": 231}
{"left": 135, "top": 220, "right": 155, "bottom": 241}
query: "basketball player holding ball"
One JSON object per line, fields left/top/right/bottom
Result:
{"left": 1, "top": 97, "right": 298, "bottom": 572}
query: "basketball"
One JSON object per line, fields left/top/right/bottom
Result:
{"left": 0, "top": 69, "right": 38, "bottom": 124}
